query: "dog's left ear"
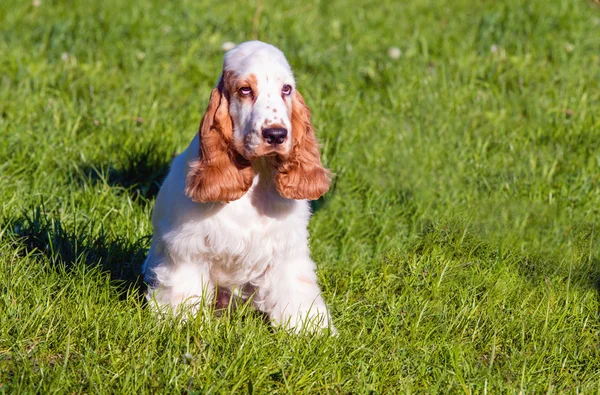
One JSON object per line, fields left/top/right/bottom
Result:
{"left": 274, "top": 91, "right": 332, "bottom": 200}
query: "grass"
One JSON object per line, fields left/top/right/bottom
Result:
{"left": 1, "top": 0, "right": 600, "bottom": 392}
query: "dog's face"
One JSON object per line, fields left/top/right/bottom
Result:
{"left": 185, "top": 41, "right": 331, "bottom": 203}
{"left": 223, "top": 44, "right": 295, "bottom": 159}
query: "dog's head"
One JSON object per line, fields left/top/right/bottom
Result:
{"left": 186, "top": 41, "right": 331, "bottom": 203}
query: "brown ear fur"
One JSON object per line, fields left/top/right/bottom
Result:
{"left": 274, "top": 91, "right": 331, "bottom": 200}
{"left": 185, "top": 79, "right": 253, "bottom": 203}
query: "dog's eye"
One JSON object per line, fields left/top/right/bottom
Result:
{"left": 282, "top": 84, "right": 292, "bottom": 96}
{"left": 238, "top": 86, "right": 252, "bottom": 96}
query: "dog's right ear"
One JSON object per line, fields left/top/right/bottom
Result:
{"left": 185, "top": 78, "right": 254, "bottom": 203}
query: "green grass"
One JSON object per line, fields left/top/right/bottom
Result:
{"left": 2, "top": 0, "right": 600, "bottom": 392}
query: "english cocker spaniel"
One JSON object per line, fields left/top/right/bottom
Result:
{"left": 142, "top": 41, "right": 335, "bottom": 333}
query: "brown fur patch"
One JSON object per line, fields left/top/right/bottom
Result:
{"left": 297, "top": 275, "right": 314, "bottom": 285}
{"left": 185, "top": 76, "right": 254, "bottom": 203}
{"left": 233, "top": 73, "right": 258, "bottom": 103}
{"left": 272, "top": 91, "right": 331, "bottom": 200}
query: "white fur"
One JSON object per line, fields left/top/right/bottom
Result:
{"left": 142, "top": 41, "right": 334, "bottom": 333}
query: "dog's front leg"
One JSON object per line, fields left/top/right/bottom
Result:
{"left": 256, "top": 256, "right": 335, "bottom": 334}
{"left": 144, "top": 246, "right": 214, "bottom": 321}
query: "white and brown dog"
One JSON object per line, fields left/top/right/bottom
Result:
{"left": 142, "top": 41, "right": 335, "bottom": 333}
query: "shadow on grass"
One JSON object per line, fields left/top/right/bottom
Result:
{"left": 77, "top": 142, "right": 174, "bottom": 202}
{"left": 7, "top": 207, "right": 149, "bottom": 300}
{"left": 76, "top": 140, "right": 333, "bottom": 215}
{"left": 309, "top": 179, "right": 337, "bottom": 214}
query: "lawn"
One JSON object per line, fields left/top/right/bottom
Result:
{"left": 2, "top": 0, "right": 600, "bottom": 392}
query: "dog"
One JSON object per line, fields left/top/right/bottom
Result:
{"left": 142, "top": 41, "right": 335, "bottom": 333}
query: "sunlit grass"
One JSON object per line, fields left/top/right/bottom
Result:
{"left": 1, "top": 0, "right": 600, "bottom": 392}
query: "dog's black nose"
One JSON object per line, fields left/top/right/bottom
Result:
{"left": 262, "top": 128, "right": 288, "bottom": 145}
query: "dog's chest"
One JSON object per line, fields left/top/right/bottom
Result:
{"left": 201, "top": 193, "right": 305, "bottom": 286}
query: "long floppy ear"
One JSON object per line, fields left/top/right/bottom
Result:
{"left": 274, "top": 91, "right": 332, "bottom": 200}
{"left": 185, "top": 79, "right": 253, "bottom": 203}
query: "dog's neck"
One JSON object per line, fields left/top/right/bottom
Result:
{"left": 248, "top": 157, "right": 295, "bottom": 217}
{"left": 250, "top": 157, "right": 278, "bottom": 194}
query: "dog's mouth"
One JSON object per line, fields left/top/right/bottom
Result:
{"left": 241, "top": 144, "right": 289, "bottom": 161}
